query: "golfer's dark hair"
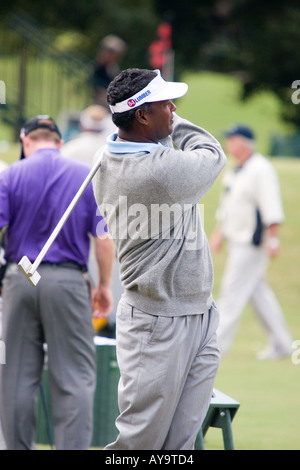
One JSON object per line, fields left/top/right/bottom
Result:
{"left": 107, "top": 68, "right": 157, "bottom": 130}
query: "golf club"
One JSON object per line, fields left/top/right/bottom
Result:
{"left": 18, "top": 148, "right": 104, "bottom": 286}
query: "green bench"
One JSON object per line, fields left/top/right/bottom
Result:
{"left": 195, "top": 388, "right": 240, "bottom": 450}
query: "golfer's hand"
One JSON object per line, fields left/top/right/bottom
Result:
{"left": 92, "top": 284, "right": 113, "bottom": 318}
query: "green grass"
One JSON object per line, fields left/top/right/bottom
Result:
{"left": 0, "top": 142, "right": 20, "bottom": 165}
{"left": 2, "top": 71, "right": 300, "bottom": 450}
{"left": 177, "top": 71, "right": 294, "bottom": 155}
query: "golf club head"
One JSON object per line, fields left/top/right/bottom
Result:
{"left": 18, "top": 255, "right": 41, "bottom": 286}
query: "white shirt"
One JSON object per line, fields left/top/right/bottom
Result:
{"left": 216, "top": 152, "right": 284, "bottom": 244}
{"left": 61, "top": 117, "right": 116, "bottom": 167}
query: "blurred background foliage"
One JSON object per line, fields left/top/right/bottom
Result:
{"left": 2, "top": 0, "right": 300, "bottom": 122}
{"left": 1, "top": 0, "right": 300, "bottom": 141}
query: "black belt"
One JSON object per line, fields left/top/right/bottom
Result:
{"left": 40, "top": 261, "right": 87, "bottom": 272}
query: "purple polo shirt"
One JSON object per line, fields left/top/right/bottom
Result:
{"left": 0, "top": 148, "right": 106, "bottom": 266}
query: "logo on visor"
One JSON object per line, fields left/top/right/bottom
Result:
{"left": 127, "top": 90, "right": 152, "bottom": 109}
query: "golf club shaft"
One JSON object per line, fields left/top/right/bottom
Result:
{"left": 29, "top": 149, "right": 104, "bottom": 275}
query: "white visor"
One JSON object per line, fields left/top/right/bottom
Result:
{"left": 109, "top": 70, "right": 188, "bottom": 114}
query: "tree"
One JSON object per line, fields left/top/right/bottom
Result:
{"left": 3, "top": 0, "right": 300, "bottom": 126}
{"left": 153, "top": 0, "right": 300, "bottom": 127}
{"left": 2, "top": 0, "right": 159, "bottom": 69}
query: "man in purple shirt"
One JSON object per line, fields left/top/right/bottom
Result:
{"left": 0, "top": 116, "right": 115, "bottom": 450}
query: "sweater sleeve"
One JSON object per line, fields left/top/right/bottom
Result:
{"left": 158, "top": 114, "right": 227, "bottom": 205}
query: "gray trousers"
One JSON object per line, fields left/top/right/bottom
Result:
{"left": 0, "top": 263, "right": 96, "bottom": 450}
{"left": 105, "top": 299, "right": 220, "bottom": 450}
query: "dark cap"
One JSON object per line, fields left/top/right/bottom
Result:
{"left": 223, "top": 124, "right": 254, "bottom": 140}
{"left": 20, "top": 115, "right": 62, "bottom": 159}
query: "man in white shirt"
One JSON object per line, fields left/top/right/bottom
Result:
{"left": 61, "top": 104, "right": 116, "bottom": 166}
{"left": 210, "top": 125, "right": 292, "bottom": 360}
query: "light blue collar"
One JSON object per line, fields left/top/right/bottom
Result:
{"left": 107, "top": 133, "right": 164, "bottom": 154}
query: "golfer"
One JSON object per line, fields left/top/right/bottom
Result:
{"left": 93, "top": 68, "right": 227, "bottom": 449}
{"left": 210, "top": 125, "right": 293, "bottom": 359}
{"left": 0, "top": 116, "right": 115, "bottom": 449}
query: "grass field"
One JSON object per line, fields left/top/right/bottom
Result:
{"left": 0, "top": 71, "right": 299, "bottom": 450}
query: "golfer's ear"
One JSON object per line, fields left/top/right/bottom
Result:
{"left": 135, "top": 108, "right": 149, "bottom": 126}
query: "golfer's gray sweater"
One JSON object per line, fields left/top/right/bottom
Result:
{"left": 93, "top": 114, "right": 226, "bottom": 316}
